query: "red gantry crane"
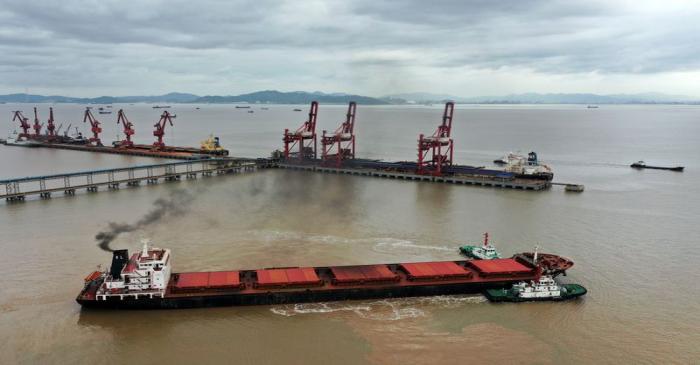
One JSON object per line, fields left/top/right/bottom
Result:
{"left": 283, "top": 101, "right": 318, "bottom": 161}
{"left": 32, "top": 107, "right": 43, "bottom": 136}
{"left": 82, "top": 107, "right": 103, "bottom": 146}
{"left": 417, "top": 102, "right": 455, "bottom": 176}
{"left": 116, "top": 109, "right": 135, "bottom": 148}
{"left": 152, "top": 111, "right": 174, "bottom": 149}
{"left": 12, "top": 110, "right": 31, "bottom": 137}
{"left": 321, "top": 101, "right": 357, "bottom": 167}
{"left": 46, "top": 107, "right": 57, "bottom": 140}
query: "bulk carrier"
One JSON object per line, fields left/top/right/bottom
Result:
{"left": 77, "top": 241, "right": 578, "bottom": 309}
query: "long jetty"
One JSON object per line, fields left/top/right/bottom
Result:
{"left": 278, "top": 163, "right": 551, "bottom": 190}
{"left": 1, "top": 158, "right": 271, "bottom": 202}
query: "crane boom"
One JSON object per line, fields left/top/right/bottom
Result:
{"left": 82, "top": 108, "right": 103, "bottom": 146}
{"left": 152, "top": 111, "right": 174, "bottom": 149}
{"left": 116, "top": 109, "right": 135, "bottom": 147}
{"left": 12, "top": 111, "right": 31, "bottom": 137}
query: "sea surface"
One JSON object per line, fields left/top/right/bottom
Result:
{"left": 0, "top": 103, "right": 698, "bottom": 364}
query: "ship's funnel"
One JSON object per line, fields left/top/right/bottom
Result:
{"left": 109, "top": 249, "right": 129, "bottom": 279}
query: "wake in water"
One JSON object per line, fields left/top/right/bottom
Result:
{"left": 270, "top": 295, "right": 487, "bottom": 321}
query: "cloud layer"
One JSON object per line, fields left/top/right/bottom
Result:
{"left": 1, "top": 0, "right": 699, "bottom": 96}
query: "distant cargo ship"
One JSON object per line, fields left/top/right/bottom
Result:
{"left": 76, "top": 240, "right": 578, "bottom": 309}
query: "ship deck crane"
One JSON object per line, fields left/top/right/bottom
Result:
{"left": 12, "top": 111, "right": 31, "bottom": 137}
{"left": 283, "top": 101, "right": 318, "bottom": 161}
{"left": 417, "top": 102, "right": 455, "bottom": 176}
{"left": 321, "top": 101, "right": 356, "bottom": 167}
{"left": 46, "top": 107, "right": 57, "bottom": 140}
{"left": 32, "top": 107, "right": 44, "bottom": 137}
{"left": 82, "top": 108, "right": 103, "bottom": 146}
{"left": 152, "top": 111, "right": 174, "bottom": 149}
{"left": 116, "top": 109, "right": 135, "bottom": 148}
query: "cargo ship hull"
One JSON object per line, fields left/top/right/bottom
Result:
{"left": 78, "top": 281, "right": 502, "bottom": 310}
{"left": 77, "top": 250, "right": 574, "bottom": 310}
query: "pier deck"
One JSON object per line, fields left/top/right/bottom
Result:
{"left": 278, "top": 163, "right": 550, "bottom": 190}
{"left": 1, "top": 158, "right": 268, "bottom": 202}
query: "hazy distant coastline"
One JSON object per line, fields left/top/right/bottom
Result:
{"left": 1, "top": 90, "right": 698, "bottom": 105}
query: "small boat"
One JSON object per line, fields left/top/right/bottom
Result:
{"left": 153, "top": 105, "right": 171, "bottom": 109}
{"left": 587, "top": 105, "right": 599, "bottom": 109}
{"left": 460, "top": 233, "right": 501, "bottom": 260}
{"left": 630, "top": 161, "right": 684, "bottom": 172}
{"left": 565, "top": 184, "right": 585, "bottom": 192}
{"left": 261, "top": 107, "right": 269, "bottom": 110}
{"left": 195, "top": 107, "right": 201, "bottom": 110}
{"left": 98, "top": 111, "right": 112, "bottom": 114}
{"left": 247, "top": 110, "right": 254, "bottom": 113}
{"left": 484, "top": 275, "right": 587, "bottom": 302}
{"left": 3, "top": 132, "right": 40, "bottom": 147}
{"left": 293, "top": 108, "right": 302, "bottom": 112}
{"left": 235, "top": 105, "right": 251, "bottom": 109}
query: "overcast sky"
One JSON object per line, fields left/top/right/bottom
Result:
{"left": 1, "top": 0, "right": 699, "bottom": 97}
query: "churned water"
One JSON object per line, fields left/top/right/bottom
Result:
{"left": 1, "top": 103, "right": 699, "bottom": 364}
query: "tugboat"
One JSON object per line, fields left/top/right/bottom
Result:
{"left": 484, "top": 249, "right": 586, "bottom": 302}
{"left": 630, "top": 161, "right": 684, "bottom": 172}
{"left": 484, "top": 275, "right": 587, "bottom": 302}
{"left": 460, "top": 233, "right": 501, "bottom": 260}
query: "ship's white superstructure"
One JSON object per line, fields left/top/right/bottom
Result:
{"left": 501, "top": 151, "right": 553, "bottom": 179}
{"left": 97, "top": 240, "right": 171, "bottom": 300}
{"left": 511, "top": 275, "right": 562, "bottom": 299}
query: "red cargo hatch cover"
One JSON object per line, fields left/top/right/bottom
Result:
{"left": 256, "top": 267, "right": 321, "bottom": 287}
{"left": 331, "top": 265, "right": 398, "bottom": 284}
{"left": 468, "top": 258, "right": 532, "bottom": 275}
{"left": 208, "top": 271, "right": 241, "bottom": 288}
{"left": 400, "top": 261, "right": 471, "bottom": 279}
{"left": 176, "top": 272, "right": 209, "bottom": 289}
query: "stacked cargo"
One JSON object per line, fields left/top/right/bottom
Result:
{"left": 400, "top": 261, "right": 472, "bottom": 281}
{"left": 330, "top": 265, "right": 399, "bottom": 285}
{"left": 173, "top": 271, "right": 242, "bottom": 292}
{"left": 255, "top": 267, "right": 322, "bottom": 289}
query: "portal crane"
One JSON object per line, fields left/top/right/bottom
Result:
{"left": 12, "top": 111, "right": 31, "bottom": 137}
{"left": 82, "top": 108, "right": 103, "bottom": 146}
{"left": 32, "top": 107, "right": 43, "bottom": 136}
{"left": 417, "top": 102, "right": 455, "bottom": 176}
{"left": 116, "top": 109, "right": 135, "bottom": 148}
{"left": 321, "top": 101, "right": 356, "bottom": 167}
{"left": 46, "top": 107, "right": 57, "bottom": 140}
{"left": 152, "top": 111, "right": 174, "bottom": 149}
{"left": 283, "top": 101, "right": 318, "bottom": 160}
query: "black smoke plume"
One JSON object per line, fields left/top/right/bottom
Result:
{"left": 96, "top": 188, "right": 196, "bottom": 251}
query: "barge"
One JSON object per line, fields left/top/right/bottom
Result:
{"left": 631, "top": 161, "right": 684, "bottom": 172}
{"left": 77, "top": 241, "right": 577, "bottom": 310}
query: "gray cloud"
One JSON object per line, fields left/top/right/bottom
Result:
{"left": 0, "top": 0, "right": 699, "bottom": 96}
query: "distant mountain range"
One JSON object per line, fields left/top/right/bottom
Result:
{"left": 0, "top": 91, "right": 388, "bottom": 105}
{"left": 384, "top": 92, "right": 700, "bottom": 104}
{"left": 0, "top": 90, "right": 697, "bottom": 105}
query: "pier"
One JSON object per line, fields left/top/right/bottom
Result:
{"left": 1, "top": 158, "right": 268, "bottom": 202}
{"left": 278, "top": 163, "right": 551, "bottom": 190}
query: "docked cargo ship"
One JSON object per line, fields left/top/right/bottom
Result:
{"left": 77, "top": 241, "right": 577, "bottom": 310}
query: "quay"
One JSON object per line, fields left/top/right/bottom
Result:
{"left": 277, "top": 163, "right": 551, "bottom": 191}
{"left": 1, "top": 158, "right": 269, "bottom": 202}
